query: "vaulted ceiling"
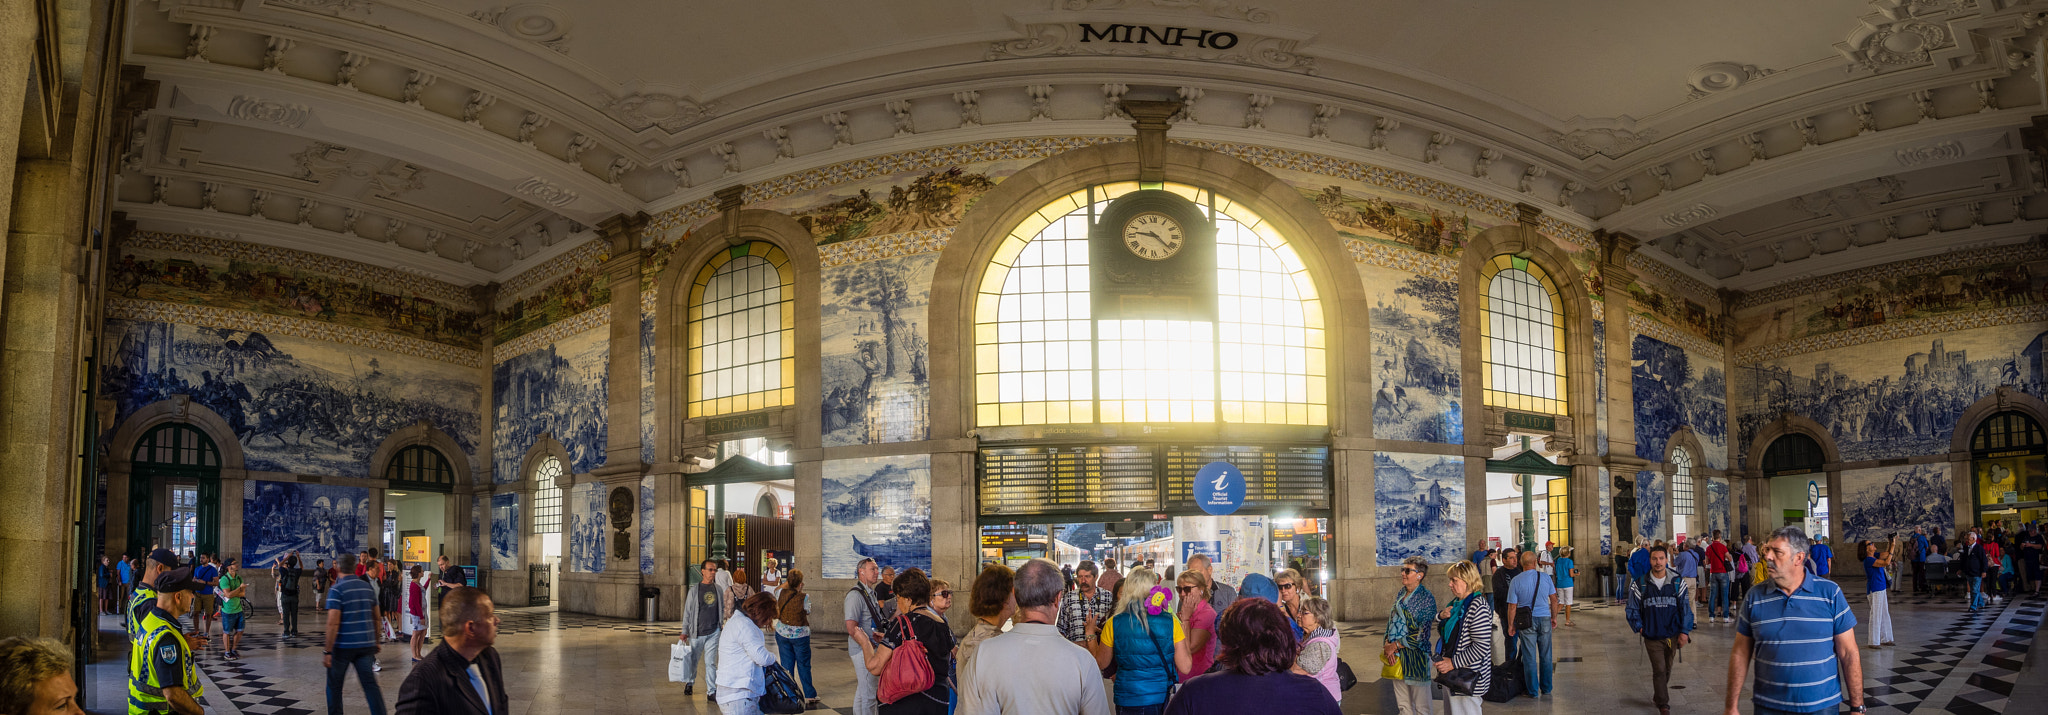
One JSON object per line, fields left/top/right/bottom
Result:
{"left": 119, "top": 0, "right": 2048, "bottom": 291}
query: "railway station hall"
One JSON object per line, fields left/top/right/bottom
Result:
{"left": 5, "top": 1, "right": 2048, "bottom": 714}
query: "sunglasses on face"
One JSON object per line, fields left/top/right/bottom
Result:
{"left": 936, "top": 591, "right": 953, "bottom": 599}
{"left": 1279, "top": 583, "right": 1298, "bottom": 591}
{"left": 1400, "top": 568, "right": 1421, "bottom": 574}
{"left": 1176, "top": 586, "right": 1195, "bottom": 594}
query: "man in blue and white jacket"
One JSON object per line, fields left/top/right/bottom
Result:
{"left": 1627, "top": 544, "right": 1695, "bottom": 715}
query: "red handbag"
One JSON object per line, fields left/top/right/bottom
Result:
{"left": 877, "top": 614, "right": 935, "bottom": 704}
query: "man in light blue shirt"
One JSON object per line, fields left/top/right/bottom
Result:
{"left": 1728, "top": 526, "right": 1864, "bottom": 715}
{"left": 1505, "top": 550, "right": 1559, "bottom": 698}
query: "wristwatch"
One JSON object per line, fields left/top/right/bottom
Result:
{"left": 1848, "top": 706, "right": 1867, "bottom": 713}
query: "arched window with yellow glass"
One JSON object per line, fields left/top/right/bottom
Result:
{"left": 686, "top": 241, "right": 795, "bottom": 418}
{"left": 971, "top": 182, "right": 1327, "bottom": 427}
{"left": 1479, "top": 254, "right": 1567, "bottom": 414}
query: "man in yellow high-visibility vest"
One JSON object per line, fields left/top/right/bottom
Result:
{"left": 129, "top": 567, "right": 206, "bottom": 714}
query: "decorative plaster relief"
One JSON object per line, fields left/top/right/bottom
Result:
{"left": 1058, "top": 0, "right": 1274, "bottom": 23}
{"left": 1895, "top": 140, "right": 1965, "bottom": 166}
{"left": 470, "top": 4, "right": 573, "bottom": 53}
{"left": 986, "top": 22, "right": 1318, "bottom": 74}
{"left": 1838, "top": 17, "right": 1954, "bottom": 73}
{"left": 291, "top": 143, "right": 427, "bottom": 196}
{"left": 606, "top": 92, "right": 721, "bottom": 133}
{"left": 226, "top": 96, "right": 310, "bottom": 129}
{"left": 1660, "top": 203, "right": 1718, "bottom": 228}
{"left": 1686, "top": 61, "right": 1775, "bottom": 99}
{"left": 271, "top": 0, "right": 373, "bottom": 13}
{"left": 515, "top": 177, "right": 578, "bottom": 207}
{"left": 1546, "top": 124, "right": 1659, "bottom": 159}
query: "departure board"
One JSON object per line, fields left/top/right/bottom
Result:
{"left": 978, "top": 443, "right": 1330, "bottom": 517}
{"left": 1164, "top": 445, "right": 1330, "bottom": 510}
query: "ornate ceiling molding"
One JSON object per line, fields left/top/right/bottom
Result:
{"left": 468, "top": 4, "right": 573, "bottom": 54}
{"left": 226, "top": 95, "right": 310, "bottom": 128}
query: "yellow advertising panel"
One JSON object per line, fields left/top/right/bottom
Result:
{"left": 402, "top": 536, "right": 431, "bottom": 563}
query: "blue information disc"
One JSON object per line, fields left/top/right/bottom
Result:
{"left": 1195, "top": 461, "right": 1246, "bottom": 515}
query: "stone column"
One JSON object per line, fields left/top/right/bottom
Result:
{"left": 1328, "top": 441, "right": 1381, "bottom": 622}
{"left": 0, "top": 0, "right": 37, "bottom": 239}
{"left": 1596, "top": 231, "right": 1647, "bottom": 574}
{"left": 580, "top": 213, "right": 652, "bottom": 618}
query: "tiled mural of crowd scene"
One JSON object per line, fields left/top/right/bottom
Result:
{"left": 492, "top": 326, "right": 609, "bottom": 483}
{"left": 1732, "top": 247, "right": 2046, "bottom": 353}
{"left": 490, "top": 493, "right": 519, "bottom": 571}
{"left": 1636, "top": 469, "right": 1665, "bottom": 541}
{"left": 821, "top": 253, "right": 936, "bottom": 447}
{"left": 102, "top": 318, "right": 481, "bottom": 477}
{"left": 111, "top": 233, "right": 483, "bottom": 350}
{"left": 1734, "top": 326, "right": 2047, "bottom": 465}
{"left": 1839, "top": 463, "right": 1954, "bottom": 544}
{"left": 1633, "top": 334, "right": 1730, "bottom": 469}
{"left": 241, "top": 480, "right": 368, "bottom": 567}
{"left": 1362, "top": 265, "right": 1462, "bottom": 444}
{"left": 568, "top": 481, "right": 607, "bottom": 573}
{"left": 1372, "top": 452, "right": 1465, "bottom": 566}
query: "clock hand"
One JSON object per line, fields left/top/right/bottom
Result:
{"left": 1138, "top": 230, "right": 1160, "bottom": 240}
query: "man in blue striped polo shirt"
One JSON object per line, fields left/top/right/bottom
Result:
{"left": 325, "top": 552, "right": 387, "bottom": 715}
{"left": 1726, "top": 526, "right": 1865, "bottom": 715}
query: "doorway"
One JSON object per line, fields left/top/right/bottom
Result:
{"left": 130, "top": 422, "right": 223, "bottom": 561}
{"left": 690, "top": 438, "right": 797, "bottom": 589}
{"left": 1969, "top": 411, "right": 2046, "bottom": 528}
{"left": 1760, "top": 432, "right": 1829, "bottom": 540}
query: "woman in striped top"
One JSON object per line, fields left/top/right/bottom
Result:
{"left": 1433, "top": 560, "right": 1495, "bottom": 714}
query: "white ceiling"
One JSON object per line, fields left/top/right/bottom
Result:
{"left": 117, "top": 0, "right": 2048, "bottom": 293}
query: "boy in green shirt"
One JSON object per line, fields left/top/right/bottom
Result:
{"left": 219, "top": 558, "right": 248, "bottom": 660}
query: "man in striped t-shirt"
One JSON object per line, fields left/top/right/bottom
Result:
{"left": 1726, "top": 526, "right": 1865, "bottom": 715}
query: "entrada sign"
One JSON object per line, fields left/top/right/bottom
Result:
{"left": 1079, "top": 23, "right": 1240, "bottom": 50}
{"left": 705, "top": 412, "right": 769, "bottom": 436}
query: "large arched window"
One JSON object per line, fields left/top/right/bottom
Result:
{"left": 687, "top": 241, "right": 795, "bottom": 418}
{"left": 1479, "top": 254, "right": 1566, "bottom": 414}
{"left": 1670, "top": 446, "right": 1695, "bottom": 517}
{"left": 533, "top": 456, "right": 563, "bottom": 561}
{"left": 384, "top": 445, "right": 455, "bottom": 492}
{"left": 972, "top": 182, "right": 1326, "bottom": 426}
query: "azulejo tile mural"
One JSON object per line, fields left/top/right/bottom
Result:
{"left": 103, "top": 319, "right": 481, "bottom": 477}
{"left": 490, "top": 493, "right": 519, "bottom": 571}
{"left": 492, "top": 326, "right": 608, "bottom": 483}
{"left": 1731, "top": 245, "right": 2047, "bottom": 353}
{"left": 568, "top": 481, "right": 607, "bottom": 573}
{"left": 1594, "top": 318, "right": 1608, "bottom": 457}
{"left": 821, "top": 253, "right": 936, "bottom": 447}
{"left": 1598, "top": 467, "right": 1613, "bottom": 556}
{"left": 112, "top": 233, "right": 482, "bottom": 350}
{"left": 639, "top": 297, "right": 657, "bottom": 465}
{"left": 1633, "top": 334, "right": 1729, "bottom": 469}
{"left": 822, "top": 454, "right": 931, "bottom": 579}
{"left": 1707, "top": 477, "right": 1731, "bottom": 539}
{"left": 1373, "top": 452, "right": 1466, "bottom": 566}
{"left": 1840, "top": 463, "right": 1954, "bottom": 544}
{"left": 640, "top": 476, "right": 655, "bottom": 575}
{"left": 1735, "top": 325, "right": 2048, "bottom": 465}
{"left": 494, "top": 243, "right": 612, "bottom": 344}
{"left": 1363, "top": 265, "right": 1463, "bottom": 444}
{"left": 241, "top": 480, "right": 368, "bottom": 568}
{"left": 1637, "top": 469, "right": 1665, "bottom": 542}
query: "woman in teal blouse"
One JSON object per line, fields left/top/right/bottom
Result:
{"left": 1383, "top": 556, "right": 1437, "bottom": 715}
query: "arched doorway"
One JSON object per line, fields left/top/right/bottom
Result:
{"left": 1968, "top": 411, "right": 2046, "bottom": 529}
{"left": 1760, "top": 433, "right": 1828, "bottom": 539}
{"left": 130, "top": 423, "right": 223, "bottom": 559}
{"left": 384, "top": 445, "right": 455, "bottom": 581}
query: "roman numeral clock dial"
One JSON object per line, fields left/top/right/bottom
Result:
{"left": 1122, "top": 212, "right": 1184, "bottom": 260}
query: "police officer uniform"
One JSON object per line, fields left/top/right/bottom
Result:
{"left": 129, "top": 549, "right": 178, "bottom": 644}
{"left": 130, "top": 567, "right": 206, "bottom": 714}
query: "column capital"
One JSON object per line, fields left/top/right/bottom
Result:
{"left": 1122, "top": 99, "right": 1180, "bottom": 183}
{"left": 597, "top": 212, "right": 650, "bottom": 254}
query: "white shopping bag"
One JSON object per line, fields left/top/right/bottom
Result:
{"left": 668, "top": 642, "right": 693, "bottom": 683}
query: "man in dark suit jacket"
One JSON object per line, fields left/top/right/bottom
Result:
{"left": 396, "top": 587, "right": 507, "bottom": 715}
{"left": 1956, "top": 531, "right": 1991, "bottom": 612}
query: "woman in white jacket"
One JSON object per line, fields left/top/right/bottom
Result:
{"left": 716, "top": 592, "right": 781, "bottom": 715}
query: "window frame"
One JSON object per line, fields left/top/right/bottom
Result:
{"left": 1478, "top": 254, "right": 1567, "bottom": 415}
{"left": 532, "top": 456, "right": 563, "bottom": 536}
{"left": 1670, "top": 446, "right": 1695, "bottom": 517}
{"left": 686, "top": 241, "right": 797, "bottom": 419}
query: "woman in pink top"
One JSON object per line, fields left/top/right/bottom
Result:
{"left": 406, "top": 565, "right": 428, "bottom": 662}
{"left": 1176, "top": 570, "right": 1219, "bottom": 681}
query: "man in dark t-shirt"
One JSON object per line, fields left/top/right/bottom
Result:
{"left": 435, "top": 556, "right": 463, "bottom": 601}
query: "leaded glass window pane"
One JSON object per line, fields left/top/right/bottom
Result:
{"left": 533, "top": 456, "right": 562, "bottom": 535}
{"left": 1671, "top": 447, "right": 1695, "bottom": 516}
{"left": 688, "top": 243, "right": 796, "bottom": 417}
{"left": 1480, "top": 256, "right": 1566, "bottom": 414}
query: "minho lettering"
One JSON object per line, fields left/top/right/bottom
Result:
{"left": 1077, "top": 23, "right": 1240, "bottom": 50}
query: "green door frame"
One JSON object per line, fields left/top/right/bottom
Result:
{"left": 130, "top": 423, "right": 224, "bottom": 558}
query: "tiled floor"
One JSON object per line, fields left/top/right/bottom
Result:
{"left": 78, "top": 585, "right": 2039, "bottom": 714}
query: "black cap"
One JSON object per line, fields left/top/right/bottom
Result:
{"left": 149, "top": 549, "right": 179, "bottom": 568}
{"left": 154, "top": 567, "right": 201, "bottom": 593}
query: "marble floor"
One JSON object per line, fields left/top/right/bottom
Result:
{"left": 77, "top": 585, "right": 2040, "bottom": 715}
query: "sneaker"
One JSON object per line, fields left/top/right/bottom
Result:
{"left": 373, "top": 661, "right": 382, "bottom": 672}
{"left": 684, "top": 684, "right": 693, "bottom": 696}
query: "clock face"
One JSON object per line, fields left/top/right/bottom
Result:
{"left": 1121, "top": 212, "right": 1184, "bottom": 261}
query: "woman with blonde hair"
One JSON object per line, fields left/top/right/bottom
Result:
{"left": 1088, "top": 567, "right": 1192, "bottom": 714}
{"left": 1433, "top": 561, "right": 1495, "bottom": 714}
{"left": 1273, "top": 568, "right": 1308, "bottom": 639}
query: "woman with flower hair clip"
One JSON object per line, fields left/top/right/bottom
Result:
{"left": 1087, "top": 568, "right": 1194, "bottom": 714}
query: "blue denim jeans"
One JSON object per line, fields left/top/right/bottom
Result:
{"left": 1708, "top": 572, "right": 1732, "bottom": 619}
{"left": 777, "top": 633, "right": 817, "bottom": 698}
{"left": 1968, "top": 576, "right": 1985, "bottom": 609}
{"left": 1517, "top": 616, "right": 1554, "bottom": 696}
{"left": 325, "top": 647, "right": 385, "bottom": 715}
{"left": 687, "top": 629, "right": 721, "bottom": 692}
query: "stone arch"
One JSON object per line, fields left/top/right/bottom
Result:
{"left": 367, "top": 419, "right": 474, "bottom": 485}
{"left": 1458, "top": 222, "right": 1600, "bottom": 447}
{"left": 1949, "top": 386, "right": 2048, "bottom": 454}
{"left": 517, "top": 434, "right": 573, "bottom": 489}
{"left": 1664, "top": 427, "right": 1708, "bottom": 471}
{"left": 1742, "top": 412, "right": 1843, "bottom": 474}
{"left": 928, "top": 140, "right": 1369, "bottom": 440}
{"left": 653, "top": 209, "right": 824, "bottom": 456}
{"left": 107, "top": 397, "right": 247, "bottom": 474}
